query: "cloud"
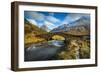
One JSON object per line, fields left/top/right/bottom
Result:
{"left": 44, "top": 21, "right": 57, "bottom": 30}
{"left": 38, "top": 23, "right": 43, "bottom": 27}
{"left": 61, "top": 19, "right": 69, "bottom": 25}
{"left": 27, "top": 18, "right": 37, "bottom": 26}
{"left": 65, "top": 14, "right": 82, "bottom": 22}
{"left": 49, "top": 12, "right": 54, "bottom": 16}
{"left": 61, "top": 13, "right": 90, "bottom": 25}
{"left": 24, "top": 11, "right": 45, "bottom": 21}
{"left": 46, "top": 16, "right": 61, "bottom": 24}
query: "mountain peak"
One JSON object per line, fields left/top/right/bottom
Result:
{"left": 41, "top": 24, "right": 50, "bottom": 32}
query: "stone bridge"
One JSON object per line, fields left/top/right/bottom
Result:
{"left": 36, "top": 32, "right": 86, "bottom": 41}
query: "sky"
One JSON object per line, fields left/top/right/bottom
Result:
{"left": 24, "top": 11, "right": 90, "bottom": 31}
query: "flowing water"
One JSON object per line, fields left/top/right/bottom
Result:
{"left": 24, "top": 40, "right": 65, "bottom": 61}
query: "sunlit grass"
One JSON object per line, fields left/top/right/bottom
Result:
{"left": 57, "top": 39, "right": 90, "bottom": 59}
{"left": 24, "top": 33, "right": 47, "bottom": 44}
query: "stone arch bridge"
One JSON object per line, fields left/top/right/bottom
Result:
{"left": 36, "top": 32, "right": 88, "bottom": 41}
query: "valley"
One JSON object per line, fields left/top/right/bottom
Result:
{"left": 24, "top": 17, "right": 90, "bottom": 61}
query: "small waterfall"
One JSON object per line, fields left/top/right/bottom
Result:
{"left": 75, "top": 48, "right": 80, "bottom": 59}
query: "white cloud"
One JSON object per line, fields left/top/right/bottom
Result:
{"left": 38, "top": 23, "right": 43, "bottom": 27}
{"left": 49, "top": 13, "right": 54, "bottom": 16}
{"left": 61, "top": 19, "right": 69, "bottom": 25}
{"left": 25, "top": 12, "right": 45, "bottom": 21}
{"left": 44, "top": 21, "right": 57, "bottom": 30}
{"left": 46, "top": 16, "right": 61, "bottom": 24}
{"left": 66, "top": 14, "right": 82, "bottom": 21}
{"left": 27, "top": 18, "right": 37, "bottom": 26}
{"left": 61, "top": 14, "right": 85, "bottom": 25}
{"left": 60, "top": 13, "right": 90, "bottom": 27}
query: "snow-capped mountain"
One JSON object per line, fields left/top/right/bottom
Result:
{"left": 51, "top": 16, "right": 90, "bottom": 33}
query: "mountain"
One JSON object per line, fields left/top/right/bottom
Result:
{"left": 24, "top": 18, "right": 48, "bottom": 47}
{"left": 51, "top": 24, "right": 68, "bottom": 32}
{"left": 51, "top": 16, "right": 90, "bottom": 35}
{"left": 65, "top": 25, "right": 90, "bottom": 35}
{"left": 24, "top": 18, "right": 47, "bottom": 35}
{"left": 41, "top": 24, "right": 50, "bottom": 32}
{"left": 67, "top": 16, "right": 90, "bottom": 29}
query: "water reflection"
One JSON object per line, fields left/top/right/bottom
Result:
{"left": 24, "top": 40, "right": 65, "bottom": 61}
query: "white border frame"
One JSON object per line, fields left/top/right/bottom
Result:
{"left": 18, "top": 5, "right": 96, "bottom": 68}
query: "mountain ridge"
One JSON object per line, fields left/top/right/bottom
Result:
{"left": 51, "top": 16, "right": 90, "bottom": 35}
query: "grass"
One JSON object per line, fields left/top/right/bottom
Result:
{"left": 57, "top": 39, "right": 90, "bottom": 59}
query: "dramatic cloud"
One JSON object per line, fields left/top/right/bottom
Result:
{"left": 44, "top": 21, "right": 57, "bottom": 30}
{"left": 46, "top": 16, "right": 61, "bottom": 24}
{"left": 24, "top": 12, "right": 45, "bottom": 21}
{"left": 66, "top": 14, "right": 82, "bottom": 21}
{"left": 61, "top": 13, "right": 90, "bottom": 25}
{"left": 63, "top": 14, "right": 82, "bottom": 24}
{"left": 27, "top": 18, "right": 37, "bottom": 26}
{"left": 25, "top": 11, "right": 90, "bottom": 31}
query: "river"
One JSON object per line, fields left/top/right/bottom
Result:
{"left": 24, "top": 40, "right": 65, "bottom": 61}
